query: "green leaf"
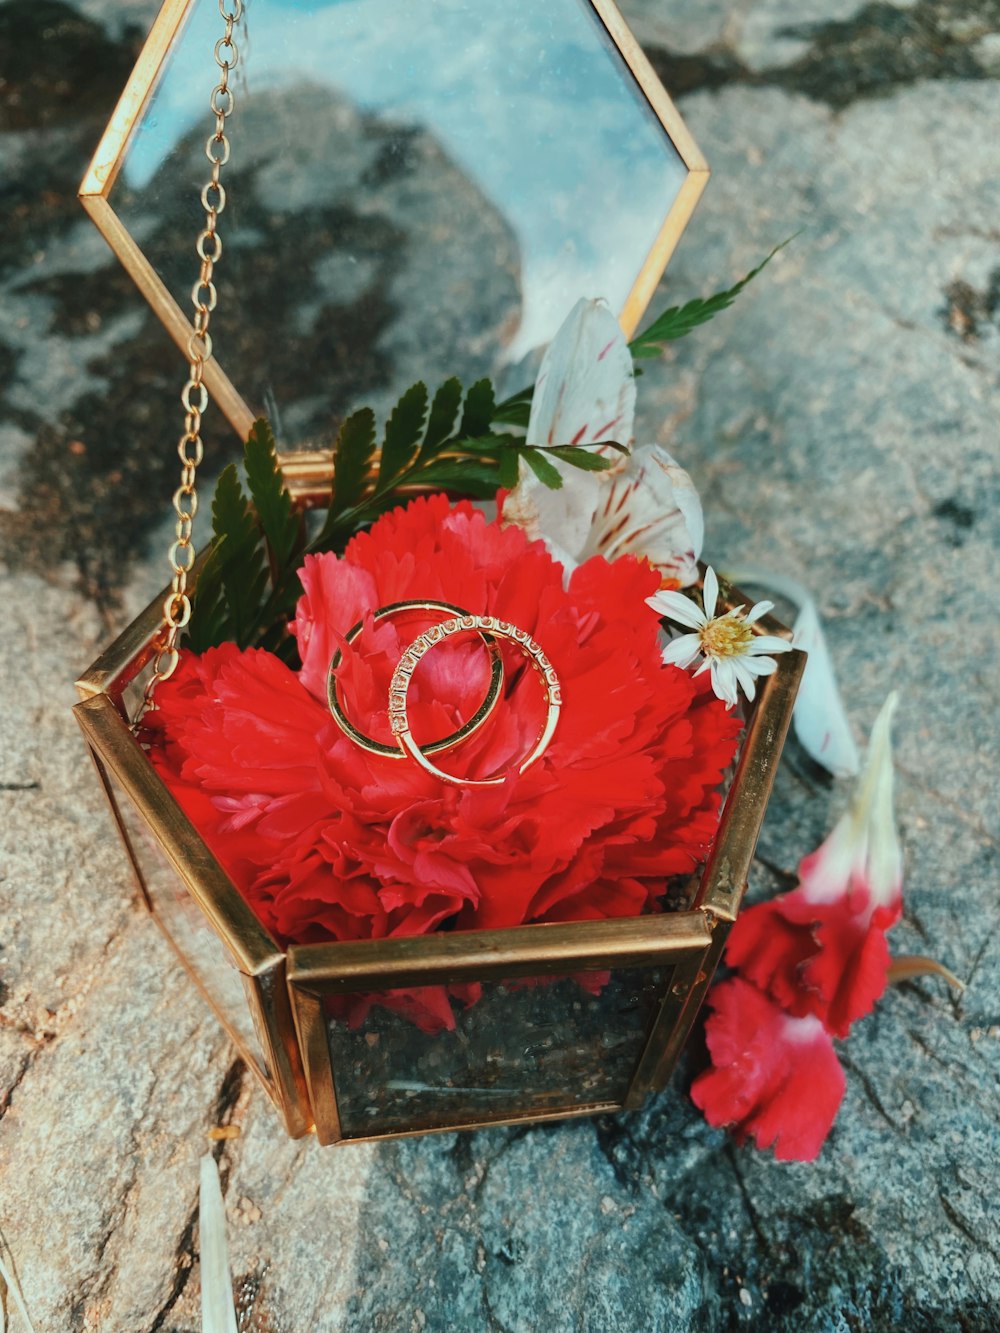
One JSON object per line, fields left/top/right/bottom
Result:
{"left": 211, "top": 464, "right": 269, "bottom": 649}
{"left": 421, "top": 377, "right": 463, "bottom": 457}
{"left": 629, "top": 237, "right": 794, "bottom": 358}
{"left": 448, "top": 432, "right": 527, "bottom": 456}
{"left": 244, "top": 418, "right": 302, "bottom": 571}
{"left": 185, "top": 544, "right": 228, "bottom": 652}
{"left": 521, "top": 446, "right": 563, "bottom": 490}
{"left": 546, "top": 445, "right": 618, "bottom": 472}
{"left": 496, "top": 448, "right": 520, "bottom": 490}
{"left": 379, "top": 381, "right": 428, "bottom": 486}
{"left": 491, "top": 396, "right": 532, "bottom": 428}
{"left": 332, "top": 406, "right": 377, "bottom": 513}
{"left": 459, "top": 378, "right": 496, "bottom": 439}
{"left": 416, "top": 457, "right": 504, "bottom": 497}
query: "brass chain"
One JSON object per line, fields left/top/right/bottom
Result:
{"left": 141, "top": 0, "right": 243, "bottom": 715}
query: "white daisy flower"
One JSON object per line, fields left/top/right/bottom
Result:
{"left": 646, "top": 566, "right": 792, "bottom": 708}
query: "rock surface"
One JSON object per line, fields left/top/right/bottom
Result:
{"left": 1, "top": 1, "right": 998, "bottom": 1329}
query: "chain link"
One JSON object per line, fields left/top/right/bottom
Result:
{"left": 141, "top": 0, "right": 243, "bottom": 716}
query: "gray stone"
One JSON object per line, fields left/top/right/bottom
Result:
{"left": 0, "top": 0, "right": 998, "bottom": 1330}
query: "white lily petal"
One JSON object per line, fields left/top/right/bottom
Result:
{"left": 799, "top": 693, "right": 901, "bottom": 913}
{"left": 526, "top": 298, "right": 636, "bottom": 450}
{"left": 723, "top": 566, "right": 860, "bottom": 779}
{"left": 580, "top": 444, "right": 703, "bottom": 586}
{"left": 855, "top": 692, "right": 903, "bottom": 910}
{"left": 502, "top": 457, "right": 603, "bottom": 568}
{"left": 702, "top": 566, "right": 720, "bottom": 620}
{"left": 661, "top": 633, "right": 703, "bottom": 668}
{"left": 200, "top": 1154, "right": 239, "bottom": 1333}
{"left": 646, "top": 589, "right": 707, "bottom": 630}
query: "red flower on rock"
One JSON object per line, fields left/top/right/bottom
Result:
{"left": 144, "top": 497, "right": 740, "bottom": 982}
{"left": 725, "top": 694, "right": 902, "bottom": 1038}
{"left": 690, "top": 977, "right": 845, "bottom": 1162}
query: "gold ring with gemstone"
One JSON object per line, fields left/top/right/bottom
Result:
{"left": 388, "top": 615, "right": 561, "bottom": 787}
{"left": 328, "top": 600, "right": 504, "bottom": 758}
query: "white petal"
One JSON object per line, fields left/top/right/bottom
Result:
{"left": 200, "top": 1154, "right": 239, "bottom": 1333}
{"left": 710, "top": 657, "right": 739, "bottom": 707}
{"left": 661, "top": 633, "right": 703, "bottom": 668}
{"left": 744, "top": 654, "right": 779, "bottom": 678}
{"left": 526, "top": 298, "right": 636, "bottom": 449}
{"left": 646, "top": 589, "right": 707, "bottom": 630}
{"left": 854, "top": 692, "right": 902, "bottom": 910}
{"left": 799, "top": 693, "right": 901, "bottom": 912}
{"left": 745, "top": 599, "right": 775, "bottom": 624}
{"left": 503, "top": 459, "right": 603, "bottom": 567}
{"left": 746, "top": 635, "right": 793, "bottom": 656}
{"left": 732, "top": 657, "right": 758, "bottom": 702}
{"left": 505, "top": 299, "right": 636, "bottom": 563}
{"left": 722, "top": 566, "right": 860, "bottom": 779}
{"left": 702, "top": 566, "right": 719, "bottom": 620}
{"left": 582, "top": 444, "right": 703, "bottom": 585}
{"left": 0, "top": 1233, "right": 36, "bottom": 1333}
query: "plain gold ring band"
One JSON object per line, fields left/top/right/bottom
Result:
{"left": 328, "top": 600, "right": 504, "bottom": 758}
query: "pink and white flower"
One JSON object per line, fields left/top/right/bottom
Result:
{"left": 647, "top": 566, "right": 792, "bottom": 707}
{"left": 725, "top": 693, "right": 902, "bottom": 1037}
{"left": 690, "top": 977, "right": 846, "bottom": 1162}
{"left": 502, "top": 298, "right": 704, "bottom": 586}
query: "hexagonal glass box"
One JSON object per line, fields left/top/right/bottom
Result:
{"left": 75, "top": 0, "right": 803, "bottom": 1143}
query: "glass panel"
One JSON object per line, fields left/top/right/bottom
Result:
{"left": 109, "top": 0, "right": 688, "bottom": 444}
{"left": 99, "top": 763, "right": 273, "bottom": 1087}
{"left": 326, "top": 965, "right": 666, "bottom": 1136}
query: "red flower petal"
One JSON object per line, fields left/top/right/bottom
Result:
{"left": 691, "top": 977, "right": 845, "bottom": 1161}
{"left": 726, "top": 888, "right": 900, "bottom": 1039}
{"left": 146, "top": 496, "right": 742, "bottom": 1036}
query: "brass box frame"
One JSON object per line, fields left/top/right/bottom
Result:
{"left": 74, "top": 520, "right": 804, "bottom": 1143}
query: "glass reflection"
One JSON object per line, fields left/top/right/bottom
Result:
{"left": 325, "top": 966, "right": 666, "bottom": 1136}
{"left": 110, "top": 0, "right": 687, "bottom": 445}
{"left": 101, "top": 766, "right": 273, "bottom": 1085}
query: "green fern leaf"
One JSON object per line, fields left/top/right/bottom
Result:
{"left": 496, "top": 448, "right": 520, "bottom": 490}
{"left": 520, "top": 446, "right": 563, "bottom": 489}
{"left": 629, "top": 238, "right": 793, "bottom": 358}
{"left": 459, "top": 378, "right": 496, "bottom": 439}
{"left": 185, "top": 545, "right": 228, "bottom": 651}
{"left": 379, "top": 382, "right": 428, "bottom": 485}
{"left": 546, "top": 445, "right": 619, "bottom": 472}
{"left": 421, "top": 377, "right": 463, "bottom": 457}
{"left": 211, "top": 464, "right": 268, "bottom": 649}
{"left": 332, "top": 406, "right": 377, "bottom": 513}
{"left": 244, "top": 418, "right": 302, "bottom": 571}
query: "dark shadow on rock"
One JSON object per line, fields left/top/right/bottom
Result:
{"left": 648, "top": 0, "right": 1000, "bottom": 111}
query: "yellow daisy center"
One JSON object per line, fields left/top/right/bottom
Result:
{"left": 698, "top": 614, "right": 754, "bottom": 659}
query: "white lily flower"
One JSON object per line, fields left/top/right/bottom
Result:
{"left": 503, "top": 298, "right": 703, "bottom": 585}
{"left": 647, "top": 566, "right": 792, "bottom": 708}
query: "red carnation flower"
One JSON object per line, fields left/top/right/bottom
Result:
{"left": 690, "top": 977, "right": 845, "bottom": 1162}
{"left": 725, "top": 694, "right": 901, "bottom": 1038}
{"left": 145, "top": 496, "right": 740, "bottom": 1024}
